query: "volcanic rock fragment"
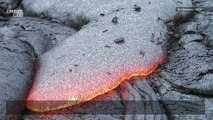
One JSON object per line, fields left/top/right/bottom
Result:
{"left": 112, "top": 17, "right": 118, "bottom": 24}
{"left": 114, "top": 37, "right": 125, "bottom": 44}
{"left": 133, "top": 5, "right": 141, "bottom": 11}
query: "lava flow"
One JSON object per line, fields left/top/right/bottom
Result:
{"left": 26, "top": 5, "right": 168, "bottom": 112}
{"left": 27, "top": 58, "right": 165, "bottom": 112}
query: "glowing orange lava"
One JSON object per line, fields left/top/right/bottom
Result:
{"left": 27, "top": 57, "right": 165, "bottom": 112}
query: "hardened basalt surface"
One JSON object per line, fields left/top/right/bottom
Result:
{"left": 0, "top": 17, "right": 76, "bottom": 119}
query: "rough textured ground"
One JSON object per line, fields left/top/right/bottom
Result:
{"left": 0, "top": 0, "right": 212, "bottom": 120}
{"left": 0, "top": 30, "right": 34, "bottom": 119}
{"left": 0, "top": 17, "right": 76, "bottom": 119}
{"left": 3, "top": 17, "right": 76, "bottom": 56}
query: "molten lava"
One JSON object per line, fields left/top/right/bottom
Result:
{"left": 27, "top": 59, "right": 164, "bottom": 112}
{"left": 26, "top": 5, "right": 168, "bottom": 112}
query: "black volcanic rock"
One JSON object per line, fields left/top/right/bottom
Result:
{"left": 0, "top": 17, "right": 76, "bottom": 119}
{"left": 0, "top": 37, "right": 35, "bottom": 119}
{"left": 4, "top": 17, "right": 76, "bottom": 56}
